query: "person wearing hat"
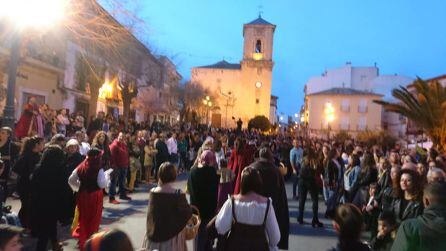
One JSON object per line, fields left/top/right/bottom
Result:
{"left": 0, "top": 224, "right": 24, "bottom": 251}
{"left": 68, "top": 148, "right": 107, "bottom": 250}
{"left": 187, "top": 150, "right": 219, "bottom": 251}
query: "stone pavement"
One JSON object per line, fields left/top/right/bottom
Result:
{"left": 6, "top": 173, "right": 337, "bottom": 251}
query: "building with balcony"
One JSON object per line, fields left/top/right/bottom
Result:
{"left": 306, "top": 88, "right": 383, "bottom": 138}
{"left": 304, "top": 63, "right": 413, "bottom": 138}
{"left": 0, "top": 1, "right": 178, "bottom": 125}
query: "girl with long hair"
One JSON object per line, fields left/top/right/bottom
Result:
{"left": 13, "top": 136, "right": 44, "bottom": 228}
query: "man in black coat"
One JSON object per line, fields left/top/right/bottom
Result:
{"left": 249, "top": 147, "right": 290, "bottom": 250}
{"left": 154, "top": 133, "right": 169, "bottom": 181}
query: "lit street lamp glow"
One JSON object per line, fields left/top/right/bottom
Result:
{"left": 0, "top": 0, "right": 69, "bottom": 128}
{"left": 324, "top": 102, "right": 335, "bottom": 123}
{"left": 0, "top": 0, "right": 69, "bottom": 29}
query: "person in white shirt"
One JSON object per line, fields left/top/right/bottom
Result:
{"left": 56, "top": 108, "right": 70, "bottom": 135}
{"left": 215, "top": 167, "right": 280, "bottom": 251}
{"left": 166, "top": 132, "right": 178, "bottom": 166}
{"left": 75, "top": 131, "right": 91, "bottom": 156}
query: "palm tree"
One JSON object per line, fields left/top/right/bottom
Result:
{"left": 374, "top": 78, "right": 446, "bottom": 150}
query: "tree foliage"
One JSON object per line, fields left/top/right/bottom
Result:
{"left": 374, "top": 78, "right": 446, "bottom": 150}
{"left": 356, "top": 130, "right": 397, "bottom": 150}
{"left": 176, "top": 82, "right": 215, "bottom": 124}
{"left": 248, "top": 115, "right": 271, "bottom": 132}
{"left": 333, "top": 130, "right": 351, "bottom": 143}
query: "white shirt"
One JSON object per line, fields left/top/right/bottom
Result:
{"left": 79, "top": 142, "right": 91, "bottom": 156}
{"left": 68, "top": 168, "right": 107, "bottom": 192}
{"left": 166, "top": 137, "right": 178, "bottom": 155}
{"left": 216, "top": 197, "right": 281, "bottom": 251}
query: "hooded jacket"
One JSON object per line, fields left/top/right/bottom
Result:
{"left": 391, "top": 205, "right": 446, "bottom": 251}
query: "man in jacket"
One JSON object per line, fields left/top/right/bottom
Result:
{"left": 154, "top": 133, "right": 169, "bottom": 181}
{"left": 249, "top": 147, "right": 290, "bottom": 250}
{"left": 391, "top": 181, "right": 446, "bottom": 251}
{"left": 109, "top": 132, "right": 131, "bottom": 204}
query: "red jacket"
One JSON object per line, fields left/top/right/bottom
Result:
{"left": 110, "top": 139, "right": 129, "bottom": 168}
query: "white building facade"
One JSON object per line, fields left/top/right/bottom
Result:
{"left": 305, "top": 63, "right": 414, "bottom": 137}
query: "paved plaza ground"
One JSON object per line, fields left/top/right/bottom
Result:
{"left": 7, "top": 173, "right": 338, "bottom": 251}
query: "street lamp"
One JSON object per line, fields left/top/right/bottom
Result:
{"left": 0, "top": 0, "right": 68, "bottom": 128}
{"left": 324, "top": 102, "right": 335, "bottom": 140}
{"left": 203, "top": 97, "right": 212, "bottom": 125}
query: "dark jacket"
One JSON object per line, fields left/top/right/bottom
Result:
{"left": 371, "top": 233, "right": 394, "bottom": 251}
{"left": 376, "top": 170, "right": 392, "bottom": 203}
{"left": 250, "top": 158, "right": 290, "bottom": 250}
{"left": 391, "top": 198, "right": 423, "bottom": 224}
{"left": 391, "top": 205, "right": 446, "bottom": 251}
{"left": 299, "top": 158, "right": 317, "bottom": 188}
{"left": 146, "top": 192, "right": 192, "bottom": 242}
{"left": 187, "top": 165, "right": 219, "bottom": 221}
{"left": 92, "top": 143, "right": 111, "bottom": 169}
{"left": 381, "top": 186, "right": 396, "bottom": 212}
{"left": 328, "top": 241, "right": 371, "bottom": 251}
{"left": 13, "top": 152, "right": 41, "bottom": 197}
{"left": 324, "top": 159, "right": 339, "bottom": 187}
{"left": 30, "top": 146, "right": 68, "bottom": 236}
{"left": 155, "top": 139, "right": 169, "bottom": 168}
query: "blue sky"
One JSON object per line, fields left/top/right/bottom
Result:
{"left": 119, "top": 0, "right": 446, "bottom": 116}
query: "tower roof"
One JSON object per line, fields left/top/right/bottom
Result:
{"left": 196, "top": 60, "right": 241, "bottom": 70}
{"left": 245, "top": 15, "right": 275, "bottom": 26}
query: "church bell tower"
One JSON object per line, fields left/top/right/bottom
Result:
{"left": 240, "top": 15, "right": 275, "bottom": 120}
{"left": 242, "top": 14, "right": 276, "bottom": 64}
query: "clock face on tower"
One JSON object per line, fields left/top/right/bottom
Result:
{"left": 255, "top": 81, "right": 262, "bottom": 88}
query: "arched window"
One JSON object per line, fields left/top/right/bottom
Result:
{"left": 255, "top": 40, "right": 262, "bottom": 53}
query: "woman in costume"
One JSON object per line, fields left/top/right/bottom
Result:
{"left": 15, "top": 97, "right": 44, "bottom": 138}
{"left": 68, "top": 148, "right": 107, "bottom": 250}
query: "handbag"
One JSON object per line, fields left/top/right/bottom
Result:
{"left": 184, "top": 205, "right": 201, "bottom": 240}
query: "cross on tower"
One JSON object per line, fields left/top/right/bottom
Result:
{"left": 258, "top": 5, "right": 263, "bottom": 17}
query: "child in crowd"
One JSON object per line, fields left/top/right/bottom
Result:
{"left": 84, "top": 229, "right": 133, "bottom": 251}
{"left": 0, "top": 224, "right": 23, "bottom": 251}
{"left": 370, "top": 211, "right": 397, "bottom": 251}
{"left": 329, "top": 203, "right": 371, "bottom": 251}
{"left": 216, "top": 159, "right": 235, "bottom": 212}
{"left": 363, "top": 183, "right": 380, "bottom": 238}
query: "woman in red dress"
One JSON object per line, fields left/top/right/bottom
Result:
{"left": 68, "top": 148, "right": 107, "bottom": 250}
{"left": 228, "top": 138, "right": 256, "bottom": 194}
{"left": 15, "top": 97, "right": 44, "bottom": 138}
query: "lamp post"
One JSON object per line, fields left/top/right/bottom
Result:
{"left": 0, "top": 0, "right": 68, "bottom": 128}
{"left": 324, "top": 102, "right": 335, "bottom": 140}
{"left": 203, "top": 96, "right": 212, "bottom": 126}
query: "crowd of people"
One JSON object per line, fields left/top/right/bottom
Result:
{"left": 0, "top": 102, "right": 445, "bottom": 251}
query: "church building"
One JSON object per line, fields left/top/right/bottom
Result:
{"left": 191, "top": 15, "right": 276, "bottom": 128}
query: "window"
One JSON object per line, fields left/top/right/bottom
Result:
{"left": 341, "top": 99, "right": 350, "bottom": 112}
{"left": 256, "top": 98, "right": 259, "bottom": 104}
{"left": 358, "top": 99, "right": 368, "bottom": 113}
{"left": 159, "top": 92, "right": 162, "bottom": 98}
{"left": 357, "top": 116, "right": 367, "bottom": 131}
{"left": 340, "top": 116, "right": 350, "bottom": 130}
{"left": 255, "top": 40, "right": 262, "bottom": 53}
